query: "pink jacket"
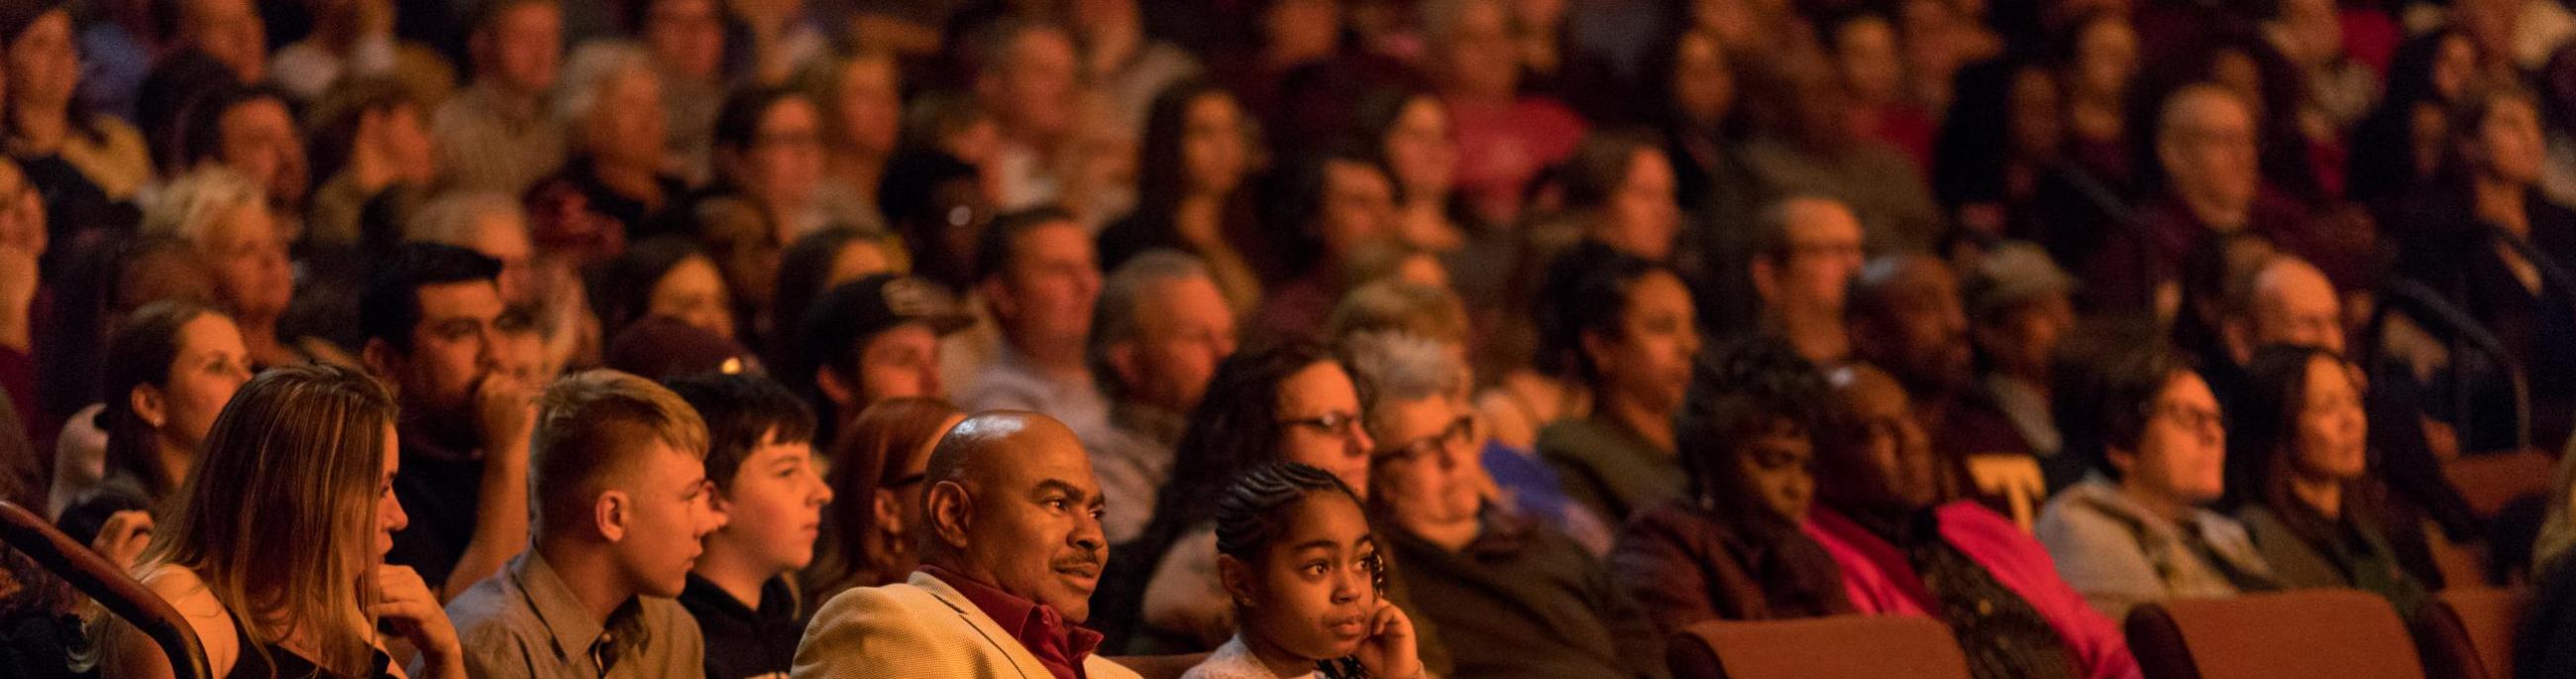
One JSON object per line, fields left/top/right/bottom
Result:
{"left": 1805, "top": 503, "right": 2142, "bottom": 679}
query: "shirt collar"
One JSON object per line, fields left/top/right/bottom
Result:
{"left": 918, "top": 565, "right": 1103, "bottom": 661}
{"left": 514, "top": 552, "right": 649, "bottom": 670}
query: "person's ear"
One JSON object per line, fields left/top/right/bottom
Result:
{"left": 924, "top": 480, "right": 973, "bottom": 550}
{"left": 2220, "top": 317, "right": 2256, "bottom": 367}
{"left": 1217, "top": 553, "right": 1255, "bottom": 611}
{"left": 362, "top": 338, "right": 403, "bottom": 383}
{"left": 130, "top": 385, "right": 168, "bottom": 430}
{"left": 2105, "top": 446, "right": 2139, "bottom": 478}
{"left": 873, "top": 489, "right": 902, "bottom": 526}
{"left": 1579, "top": 329, "right": 1615, "bottom": 377}
{"left": 596, "top": 491, "right": 630, "bottom": 542}
{"left": 815, "top": 367, "right": 856, "bottom": 409}
{"left": 707, "top": 487, "right": 736, "bottom": 524}
{"left": 979, "top": 278, "right": 1019, "bottom": 320}
{"left": 1750, "top": 258, "right": 1781, "bottom": 302}
{"left": 1105, "top": 342, "right": 1144, "bottom": 391}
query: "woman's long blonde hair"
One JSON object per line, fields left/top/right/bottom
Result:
{"left": 140, "top": 363, "right": 397, "bottom": 676}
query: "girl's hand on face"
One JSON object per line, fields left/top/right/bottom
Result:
{"left": 372, "top": 564, "right": 464, "bottom": 676}
{"left": 1353, "top": 599, "right": 1424, "bottom": 679}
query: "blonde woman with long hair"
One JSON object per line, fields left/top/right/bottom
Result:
{"left": 102, "top": 364, "right": 466, "bottom": 679}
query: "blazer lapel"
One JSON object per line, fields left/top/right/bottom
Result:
{"left": 912, "top": 571, "right": 1050, "bottom": 679}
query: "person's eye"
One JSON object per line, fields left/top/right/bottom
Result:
{"left": 1303, "top": 561, "right": 1330, "bottom": 577}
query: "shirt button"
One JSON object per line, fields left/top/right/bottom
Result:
{"left": 1977, "top": 600, "right": 1994, "bottom": 616}
{"left": 1996, "top": 637, "right": 2013, "bottom": 650}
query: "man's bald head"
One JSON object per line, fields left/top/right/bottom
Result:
{"left": 924, "top": 410, "right": 1080, "bottom": 487}
{"left": 2227, "top": 255, "right": 2343, "bottom": 363}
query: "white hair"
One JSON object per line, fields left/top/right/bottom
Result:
{"left": 144, "top": 167, "right": 267, "bottom": 249}
{"left": 555, "top": 41, "right": 661, "bottom": 126}
{"left": 404, "top": 190, "right": 527, "bottom": 247}
{"left": 1342, "top": 330, "right": 1467, "bottom": 420}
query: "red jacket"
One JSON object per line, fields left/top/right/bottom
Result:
{"left": 1805, "top": 503, "right": 2142, "bottom": 679}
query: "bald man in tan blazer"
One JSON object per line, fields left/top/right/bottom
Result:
{"left": 795, "top": 412, "right": 1142, "bottom": 679}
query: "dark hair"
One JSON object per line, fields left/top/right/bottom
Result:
{"left": 1133, "top": 80, "right": 1253, "bottom": 239}
{"left": 1095, "top": 340, "right": 1342, "bottom": 646}
{"left": 175, "top": 82, "right": 300, "bottom": 176}
{"left": 2349, "top": 29, "right": 2472, "bottom": 203}
{"left": 2223, "top": 344, "right": 2360, "bottom": 512}
{"left": 304, "top": 77, "right": 422, "bottom": 188}
{"left": 1266, "top": 147, "right": 1382, "bottom": 278}
{"left": 1214, "top": 462, "right": 1363, "bottom": 562}
{"left": 591, "top": 236, "right": 711, "bottom": 338}
{"left": 2441, "top": 81, "right": 2545, "bottom": 188}
{"left": 1678, "top": 337, "right": 1829, "bottom": 511}
{"left": 2054, "top": 330, "right": 2197, "bottom": 482}
{"left": 806, "top": 396, "right": 960, "bottom": 597}
{"left": 2215, "top": 346, "right": 2390, "bottom": 565}
{"left": 1533, "top": 241, "right": 1668, "bottom": 382}
{"left": 1934, "top": 57, "right": 2052, "bottom": 211}
{"left": 1641, "top": 27, "right": 1739, "bottom": 136}
{"left": 1559, "top": 128, "right": 1664, "bottom": 211}
{"left": 711, "top": 85, "right": 815, "bottom": 186}
{"left": 877, "top": 149, "right": 986, "bottom": 289}
{"left": 1350, "top": 86, "right": 1441, "bottom": 203}
{"left": 972, "top": 206, "right": 1079, "bottom": 284}
{"left": 361, "top": 243, "right": 502, "bottom": 351}
{"left": 99, "top": 300, "right": 228, "bottom": 502}
{"left": 467, "top": 0, "right": 557, "bottom": 36}
{"left": 1812, "top": 6, "right": 1894, "bottom": 57}
{"left": 662, "top": 373, "right": 817, "bottom": 489}
{"left": 772, "top": 227, "right": 881, "bottom": 365}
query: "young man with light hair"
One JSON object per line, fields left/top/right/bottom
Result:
{"left": 445, "top": 370, "right": 728, "bottom": 679}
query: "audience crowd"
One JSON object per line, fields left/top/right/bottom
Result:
{"left": 11, "top": 0, "right": 2576, "bottom": 677}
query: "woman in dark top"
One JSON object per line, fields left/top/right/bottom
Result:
{"left": 2226, "top": 345, "right": 2429, "bottom": 618}
{"left": 2388, "top": 82, "right": 2576, "bottom": 454}
{"left": 1534, "top": 243, "right": 1701, "bottom": 523}
{"left": 2347, "top": 29, "right": 2480, "bottom": 206}
{"left": 1610, "top": 336, "right": 1853, "bottom": 633}
{"left": 101, "top": 364, "right": 465, "bottom": 679}
{"left": 1098, "top": 80, "right": 1268, "bottom": 315}
{"left": 3, "top": 3, "right": 151, "bottom": 278}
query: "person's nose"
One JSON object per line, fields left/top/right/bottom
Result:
{"left": 385, "top": 496, "right": 410, "bottom": 533}
{"left": 812, "top": 474, "right": 836, "bottom": 507}
{"left": 1070, "top": 514, "right": 1106, "bottom": 555}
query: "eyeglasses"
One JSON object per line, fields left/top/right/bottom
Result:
{"left": 1280, "top": 411, "right": 1366, "bottom": 440}
{"left": 2152, "top": 401, "right": 2226, "bottom": 433}
{"left": 1374, "top": 416, "right": 1475, "bottom": 463}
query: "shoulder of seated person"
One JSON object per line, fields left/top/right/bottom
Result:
{"left": 137, "top": 564, "right": 218, "bottom": 613}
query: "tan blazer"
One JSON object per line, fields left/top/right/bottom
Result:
{"left": 794, "top": 571, "right": 1144, "bottom": 679}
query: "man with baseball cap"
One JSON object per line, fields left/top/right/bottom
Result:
{"left": 790, "top": 274, "right": 974, "bottom": 441}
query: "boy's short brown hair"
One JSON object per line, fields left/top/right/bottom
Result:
{"left": 531, "top": 370, "right": 709, "bottom": 533}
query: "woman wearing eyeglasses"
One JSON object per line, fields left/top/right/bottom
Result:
{"left": 1347, "top": 331, "right": 1666, "bottom": 679}
{"left": 1093, "top": 341, "right": 1454, "bottom": 676}
{"left": 2035, "top": 342, "right": 2278, "bottom": 622}
{"left": 2224, "top": 344, "right": 2427, "bottom": 617}
{"left": 802, "top": 396, "right": 962, "bottom": 608}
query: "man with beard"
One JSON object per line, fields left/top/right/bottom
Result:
{"left": 363, "top": 243, "right": 540, "bottom": 599}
